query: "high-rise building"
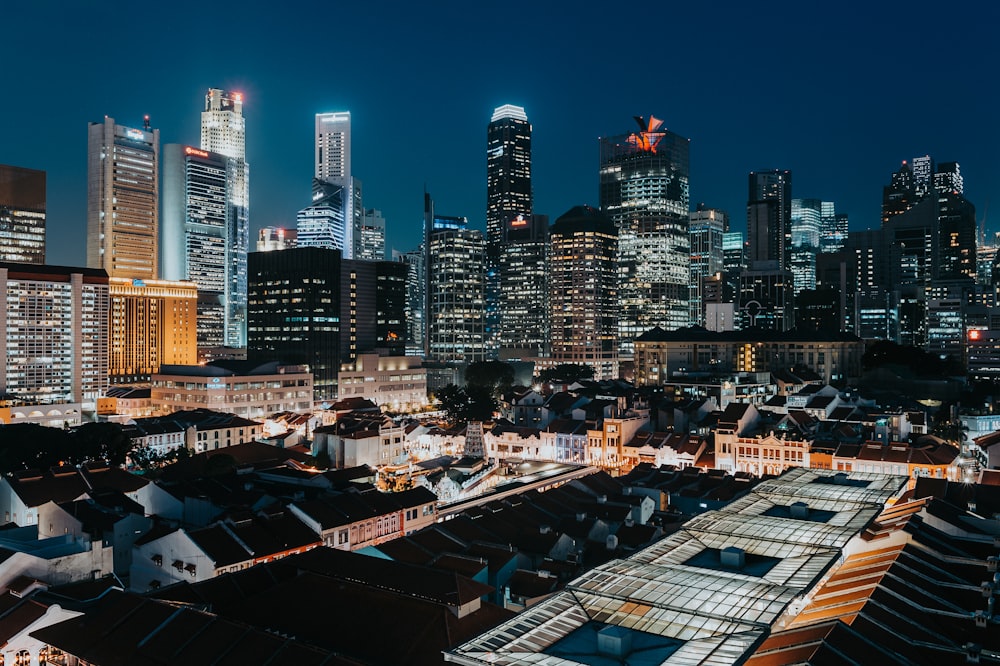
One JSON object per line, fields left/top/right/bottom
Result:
{"left": 747, "top": 169, "right": 792, "bottom": 270}
{"left": 340, "top": 259, "right": 408, "bottom": 361}
{"left": 600, "top": 116, "right": 690, "bottom": 351}
{"left": 247, "top": 247, "right": 341, "bottom": 402}
{"left": 498, "top": 213, "right": 548, "bottom": 358}
{"left": 0, "top": 263, "right": 109, "bottom": 407}
{"left": 689, "top": 205, "right": 728, "bottom": 326}
{"left": 356, "top": 208, "right": 386, "bottom": 261}
{"left": 305, "top": 112, "right": 362, "bottom": 258}
{"left": 486, "top": 105, "right": 532, "bottom": 255}
{"left": 548, "top": 206, "right": 618, "bottom": 380}
{"left": 934, "top": 161, "right": 963, "bottom": 195}
{"left": 108, "top": 278, "right": 198, "bottom": 384}
{"left": 820, "top": 210, "right": 848, "bottom": 254}
{"left": 882, "top": 160, "right": 917, "bottom": 225}
{"left": 0, "top": 165, "right": 46, "bottom": 264}
{"left": 791, "top": 198, "right": 822, "bottom": 294}
{"left": 200, "top": 89, "right": 249, "bottom": 347}
{"left": 392, "top": 247, "right": 425, "bottom": 356}
{"left": 424, "top": 198, "right": 487, "bottom": 365}
{"left": 161, "top": 144, "right": 230, "bottom": 350}
{"left": 87, "top": 116, "right": 159, "bottom": 280}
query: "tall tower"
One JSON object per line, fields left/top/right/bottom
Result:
{"left": 790, "top": 198, "right": 822, "bottom": 294}
{"left": 161, "top": 144, "right": 231, "bottom": 351}
{"left": 486, "top": 105, "right": 532, "bottom": 255}
{"left": 600, "top": 116, "right": 690, "bottom": 352}
{"left": 747, "top": 169, "right": 792, "bottom": 270}
{"left": 689, "top": 205, "right": 728, "bottom": 326}
{"left": 87, "top": 116, "right": 159, "bottom": 280}
{"left": 548, "top": 206, "right": 618, "bottom": 380}
{"left": 0, "top": 164, "right": 46, "bottom": 264}
{"left": 200, "top": 88, "right": 249, "bottom": 347}
{"left": 304, "top": 112, "right": 362, "bottom": 258}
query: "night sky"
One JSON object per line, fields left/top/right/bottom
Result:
{"left": 5, "top": 1, "right": 999, "bottom": 267}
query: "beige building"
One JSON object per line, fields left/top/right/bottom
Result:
{"left": 151, "top": 361, "right": 313, "bottom": 420}
{"left": 109, "top": 277, "right": 197, "bottom": 384}
{"left": 634, "top": 327, "right": 864, "bottom": 386}
{"left": 337, "top": 354, "right": 427, "bottom": 412}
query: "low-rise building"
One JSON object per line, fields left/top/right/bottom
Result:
{"left": 127, "top": 409, "right": 264, "bottom": 456}
{"left": 832, "top": 439, "right": 961, "bottom": 488}
{"left": 337, "top": 353, "right": 428, "bottom": 412}
{"left": 151, "top": 361, "right": 313, "bottom": 419}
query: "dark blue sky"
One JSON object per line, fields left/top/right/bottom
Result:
{"left": 5, "top": 1, "right": 999, "bottom": 266}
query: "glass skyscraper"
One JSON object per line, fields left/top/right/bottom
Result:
{"left": 200, "top": 89, "right": 249, "bottom": 347}
{"left": 0, "top": 164, "right": 46, "bottom": 265}
{"left": 486, "top": 105, "right": 532, "bottom": 255}
{"left": 600, "top": 116, "right": 689, "bottom": 352}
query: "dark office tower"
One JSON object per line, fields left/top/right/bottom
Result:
{"left": 247, "top": 247, "right": 341, "bottom": 402}
{"left": 747, "top": 169, "right": 792, "bottom": 269}
{"left": 549, "top": 206, "right": 618, "bottom": 380}
{"left": 689, "top": 205, "right": 728, "bottom": 326}
{"left": 882, "top": 160, "right": 917, "bottom": 225}
{"left": 486, "top": 105, "right": 532, "bottom": 255}
{"left": 0, "top": 165, "right": 45, "bottom": 264}
{"left": 161, "top": 144, "right": 230, "bottom": 350}
{"left": 600, "top": 116, "right": 690, "bottom": 351}
{"left": 498, "top": 213, "right": 548, "bottom": 358}
{"left": 392, "top": 247, "right": 425, "bottom": 355}
{"left": 821, "top": 212, "right": 849, "bottom": 254}
{"left": 936, "top": 192, "right": 976, "bottom": 281}
{"left": 340, "top": 259, "right": 407, "bottom": 361}
{"left": 424, "top": 194, "right": 487, "bottom": 364}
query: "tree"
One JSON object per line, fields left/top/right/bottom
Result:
{"left": 435, "top": 383, "right": 497, "bottom": 424}
{"left": 465, "top": 361, "right": 515, "bottom": 395}
{"left": 72, "top": 422, "right": 133, "bottom": 466}
{"left": 538, "top": 363, "right": 595, "bottom": 384}
{"left": 436, "top": 384, "right": 470, "bottom": 424}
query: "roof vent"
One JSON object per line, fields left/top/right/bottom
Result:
{"left": 965, "top": 642, "right": 981, "bottom": 664}
{"left": 721, "top": 546, "right": 746, "bottom": 569}
{"left": 790, "top": 501, "right": 809, "bottom": 519}
{"left": 833, "top": 472, "right": 849, "bottom": 485}
{"left": 597, "top": 625, "right": 632, "bottom": 659}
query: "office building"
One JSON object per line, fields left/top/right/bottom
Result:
{"left": 306, "top": 112, "right": 362, "bottom": 258}
{"left": 600, "top": 116, "right": 690, "bottom": 351}
{"left": 108, "top": 277, "right": 198, "bottom": 384}
{"left": 0, "top": 263, "right": 109, "bottom": 408}
{"left": 498, "top": 213, "right": 548, "bottom": 358}
{"left": 200, "top": 88, "right": 249, "bottom": 347}
{"left": 424, "top": 196, "right": 487, "bottom": 364}
{"left": 340, "top": 258, "right": 408, "bottom": 360}
{"left": 393, "top": 247, "right": 425, "bottom": 355}
{"left": 790, "top": 198, "right": 822, "bottom": 294}
{"left": 0, "top": 164, "right": 46, "bottom": 264}
{"left": 689, "top": 205, "right": 727, "bottom": 326}
{"left": 161, "top": 144, "right": 230, "bottom": 349}
{"left": 356, "top": 208, "right": 386, "bottom": 261}
{"left": 548, "top": 206, "right": 618, "bottom": 380}
{"left": 747, "top": 169, "right": 792, "bottom": 270}
{"left": 486, "top": 104, "right": 532, "bottom": 255}
{"left": 87, "top": 116, "right": 159, "bottom": 280}
{"left": 934, "top": 161, "right": 963, "bottom": 194}
{"left": 820, "top": 210, "right": 848, "bottom": 254}
{"left": 150, "top": 363, "right": 312, "bottom": 419}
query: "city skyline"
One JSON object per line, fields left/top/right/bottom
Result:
{"left": 4, "top": 2, "right": 999, "bottom": 267}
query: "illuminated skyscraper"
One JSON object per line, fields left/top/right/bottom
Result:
{"left": 498, "top": 213, "right": 548, "bottom": 358}
{"left": 0, "top": 164, "right": 46, "bottom": 264}
{"left": 486, "top": 105, "right": 532, "bottom": 255}
{"left": 689, "top": 205, "right": 727, "bottom": 326}
{"left": 200, "top": 88, "right": 249, "bottom": 347}
{"left": 548, "top": 206, "right": 618, "bottom": 380}
{"left": 161, "top": 144, "right": 230, "bottom": 350}
{"left": 791, "top": 198, "right": 822, "bottom": 294}
{"left": 600, "top": 116, "right": 690, "bottom": 352}
{"left": 356, "top": 208, "right": 386, "bottom": 261}
{"left": 87, "top": 116, "right": 159, "bottom": 280}
{"left": 747, "top": 169, "right": 792, "bottom": 270}
{"left": 304, "top": 112, "right": 362, "bottom": 258}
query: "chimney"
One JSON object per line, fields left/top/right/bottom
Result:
{"left": 597, "top": 626, "right": 632, "bottom": 659}
{"left": 790, "top": 501, "right": 809, "bottom": 519}
{"left": 721, "top": 546, "right": 746, "bottom": 569}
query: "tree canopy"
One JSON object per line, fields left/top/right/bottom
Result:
{"left": 465, "top": 361, "right": 515, "bottom": 395}
{"left": 435, "top": 383, "right": 497, "bottom": 424}
{"left": 0, "top": 421, "right": 135, "bottom": 473}
{"left": 538, "top": 363, "right": 595, "bottom": 384}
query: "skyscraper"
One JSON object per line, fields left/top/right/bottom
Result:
{"left": 161, "top": 144, "right": 230, "bottom": 350}
{"left": 486, "top": 105, "right": 532, "bottom": 255}
{"left": 548, "top": 206, "right": 618, "bottom": 380}
{"left": 790, "top": 198, "right": 822, "bottom": 294}
{"left": 0, "top": 164, "right": 46, "bottom": 264}
{"left": 498, "top": 213, "right": 548, "bottom": 358}
{"left": 356, "top": 208, "right": 386, "bottom": 261}
{"left": 87, "top": 116, "right": 159, "bottom": 280}
{"left": 200, "top": 88, "right": 249, "bottom": 347}
{"left": 600, "top": 116, "right": 690, "bottom": 351}
{"left": 689, "top": 205, "right": 728, "bottom": 326}
{"left": 747, "top": 169, "right": 792, "bottom": 270}
{"left": 304, "top": 112, "right": 362, "bottom": 258}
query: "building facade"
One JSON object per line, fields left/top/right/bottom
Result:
{"left": 548, "top": 206, "right": 618, "bottom": 380}
{"left": 486, "top": 104, "right": 532, "bottom": 255}
{"left": 0, "top": 264, "right": 109, "bottom": 408}
{"left": 600, "top": 116, "right": 690, "bottom": 351}
{"left": 0, "top": 164, "right": 46, "bottom": 264}
{"left": 689, "top": 205, "right": 727, "bottom": 326}
{"left": 108, "top": 277, "right": 198, "bottom": 384}
{"left": 498, "top": 213, "right": 548, "bottom": 358}
{"left": 161, "top": 144, "right": 231, "bottom": 349}
{"left": 306, "top": 112, "right": 362, "bottom": 259}
{"left": 150, "top": 363, "right": 312, "bottom": 419}
{"left": 200, "top": 89, "right": 249, "bottom": 347}
{"left": 87, "top": 116, "right": 159, "bottom": 280}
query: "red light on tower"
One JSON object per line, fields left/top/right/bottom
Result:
{"left": 969, "top": 329, "right": 982, "bottom": 341}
